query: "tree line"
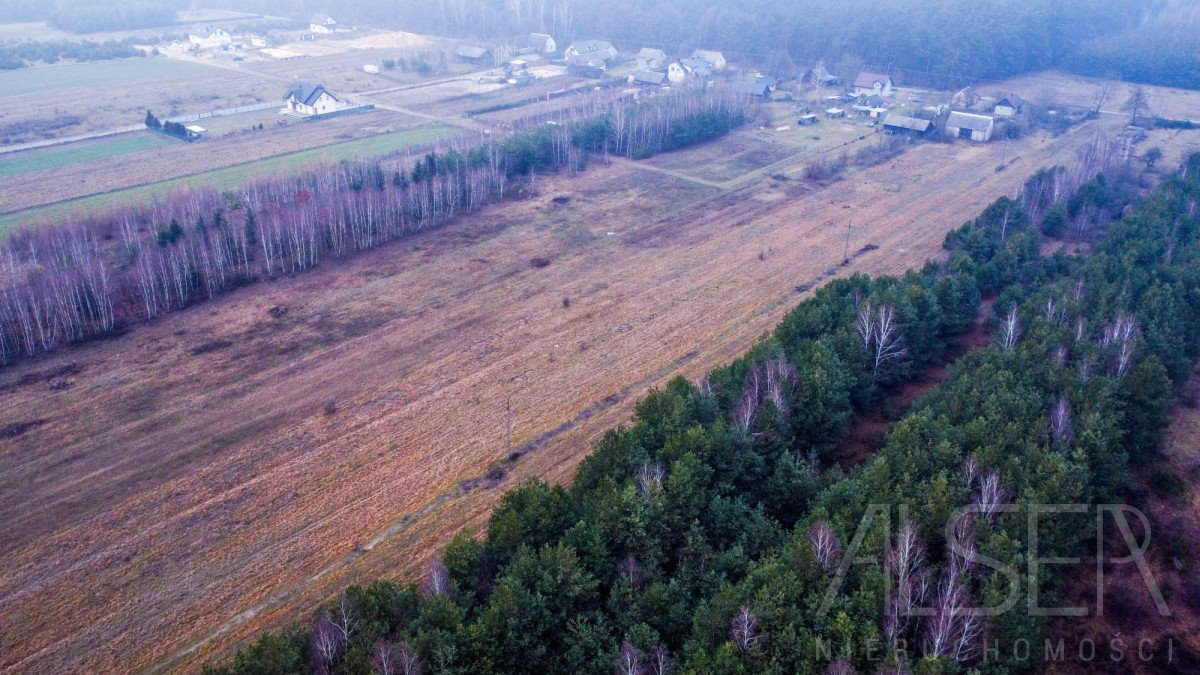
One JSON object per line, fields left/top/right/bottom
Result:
{"left": 0, "top": 38, "right": 143, "bottom": 70}
{"left": 0, "top": 89, "right": 754, "bottom": 366}
{"left": 202, "top": 140, "right": 1200, "bottom": 674}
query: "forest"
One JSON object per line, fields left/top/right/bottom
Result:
{"left": 214, "top": 0, "right": 1198, "bottom": 87}
{"left": 0, "top": 90, "right": 752, "bottom": 365}
{"left": 203, "top": 140, "right": 1200, "bottom": 673}
{"left": 0, "top": 37, "right": 144, "bottom": 70}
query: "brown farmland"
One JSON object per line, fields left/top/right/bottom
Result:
{"left": 0, "top": 112, "right": 1186, "bottom": 673}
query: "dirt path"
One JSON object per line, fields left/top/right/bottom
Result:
{"left": 0, "top": 116, "right": 1152, "bottom": 673}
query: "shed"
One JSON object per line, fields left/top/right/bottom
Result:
{"left": 732, "top": 81, "right": 770, "bottom": 97}
{"left": 456, "top": 45, "right": 492, "bottom": 64}
{"left": 945, "top": 111, "right": 995, "bottom": 142}
{"left": 825, "top": 108, "right": 846, "bottom": 118}
{"left": 630, "top": 69, "right": 667, "bottom": 86}
{"left": 881, "top": 114, "right": 931, "bottom": 136}
{"left": 184, "top": 125, "right": 207, "bottom": 140}
{"left": 363, "top": 64, "right": 380, "bottom": 74}
{"left": 797, "top": 114, "right": 819, "bottom": 125}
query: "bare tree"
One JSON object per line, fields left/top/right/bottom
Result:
{"left": 310, "top": 614, "right": 343, "bottom": 674}
{"left": 1125, "top": 87, "right": 1149, "bottom": 124}
{"left": 807, "top": 519, "right": 842, "bottom": 573}
{"left": 422, "top": 557, "right": 450, "bottom": 597}
{"left": 1101, "top": 313, "right": 1139, "bottom": 377}
{"left": 856, "top": 303, "right": 908, "bottom": 381}
{"left": 647, "top": 644, "right": 674, "bottom": 675}
{"left": 730, "top": 604, "right": 763, "bottom": 652}
{"left": 373, "top": 639, "right": 422, "bottom": 675}
{"left": 999, "top": 306, "right": 1022, "bottom": 349}
{"left": 614, "top": 640, "right": 643, "bottom": 675}
{"left": 975, "top": 472, "right": 1009, "bottom": 521}
{"left": 1050, "top": 396, "right": 1075, "bottom": 444}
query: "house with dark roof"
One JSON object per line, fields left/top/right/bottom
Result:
{"left": 806, "top": 62, "right": 839, "bottom": 87}
{"left": 455, "top": 45, "right": 493, "bottom": 64}
{"left": 853, "top": 71, "right": 893, "bottom": 97}
{"left": 994, "top": 94, "right": 1025, "bottom": 117}
{"left": 283, "top": 83, "right": 341, "bottom": 116}
{"left": 945, "top": 111, "right": 995, "bottom": 142}
{"left": 731, "top": 81, "right": 770, "bottom": 97}
{"left": 565, "top": 40, "right": 618, "bottom": 62}
{"left": 881, "top": 114, "right": 932, "bottom": 136}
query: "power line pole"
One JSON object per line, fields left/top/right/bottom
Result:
{"left": 843, "top": 218, "right": 853, "bottom": 265}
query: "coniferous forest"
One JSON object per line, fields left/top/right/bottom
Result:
{"left": 205, "top": 146, "right": 1200, "bottom": 673}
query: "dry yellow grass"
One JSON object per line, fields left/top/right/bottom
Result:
{"left": 0, "top": 111, "right": 1195, "bottom": 673}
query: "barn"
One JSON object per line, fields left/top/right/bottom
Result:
{"left": 456, "top": 45, "right": 493, "bottom": 64}
{"left": 283, "top": 83, "right": 341, "bottom": 117}
{"left": 630, "top": 69, "right": 667, "bottom": 87}
{"left": 945, "top": 111, "right": 995, "bottom": 142}
{"left": 881, "top": 114, "right": 931, "bottom": 136}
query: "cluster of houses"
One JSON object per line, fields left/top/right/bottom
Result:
{"left": 186, "top": 13, "right": 347, "bottom": 52}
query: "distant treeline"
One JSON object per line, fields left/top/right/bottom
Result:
{"left": 0, "top": 0, "right": 181, "bottom": 32}
{"left": 206, "top": 142, "right": 1200, "bottom": 674}
{"left": 0, "top": 38, "right": 144, "bottom": 69}
{"left": 1066, "top": 0, "right": 1200, "bottom": 90}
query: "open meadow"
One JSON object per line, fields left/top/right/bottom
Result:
{"left": 4, "top": 100, "right": 1194, "bottom": 671}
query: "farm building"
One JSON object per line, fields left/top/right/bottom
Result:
{"left": 805, "top": 62, "right": 839, "bottom": 87}
{"left": 637, "top": 47, "right": 668, "bottom": 70}
{"left": 565, "top": 40, "right": 619, "bottom": 62}
{"left": 283, "top": 83, "right": 341, "bottom": 117}
{"left": 184, "top": 125, "right": 207, "bottom": 140}
{"left": 363, "top": 64, "right": 380, "bottom": 74}
{"left": 994, "top": 94, "right": 1025, "bottom": 117}
{"left": 630, "top": 69, "right": 667, "bottom": 87}
{"left": 188, "top": 28, "right": 232, "bottom": 50}
{"left": 755, "top": 75, "right": 780, "bottom": 91}
{"left": 455, "top": 45, "right": 493, "bottom": 64}
{"left": 951, "top": 87, "right": 980, "bottom": 108}
{"left": 826, "top": 107, "right": 846, "bottom": 118}
{"left": 667, "top": 62, "right": 687, "bottom": 83}
{"left": 568, "top": 54, "right": 609, "bottom": 77}
{"left": 529, "top": 33, "right": 556, "bottom": 54}
{"left": 248, "top": 34, "right": 268, "bottom": 48}
{"left": 732, "top": 81, "right": 770, "bottom": 97}
{"left": 881, "top": 114, "right": 931, "bottom": 136}
{"left": 945, "top": 111, "right": 995, "bottom": 142}
{"left": 309, "top": 14, "right": 338, "bottom": 34}
{"left": 853, "top": 71, "right": 893, "bottom": 97}
{"left": 797, "top": 114, "right": 819, "bottom": 125}
{"left": 692, "top": 49, "right": 727, "bottom": 71}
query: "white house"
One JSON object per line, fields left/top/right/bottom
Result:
{"left": 188, "top": 28, "right": 232, "bottom": 50}
{"left": 853, "top": 71, "right": 893, "bottom": 97}
{"left": 667, "top": 62, "right": 687, "bottom": 84}
{"left": 692, "top": 49, "right": 726, "bottom": 71}
{"left": 994, "top": 94, "right": 1025, "bottom": 117}
{"left": 529, "top": 33, "right": 556, "bottom": 54}
{"left": 283, "top": 83, "right": 341, "bottom": 117}
{"left": 636, "top": 47, "right": 668, "bottom": 70}
{"left": 309, "top": 14, "right": 337, "bottom": 34}
{"left": 945, "top": 111, "right": 995, "bottom": 142}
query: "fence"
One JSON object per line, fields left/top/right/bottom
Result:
{"left": 167, "top": 101, "right": 281, "bottom": 124}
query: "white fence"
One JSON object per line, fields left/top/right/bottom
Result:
{"left": 167, "top": 101, "right": 280, "bottom": 124}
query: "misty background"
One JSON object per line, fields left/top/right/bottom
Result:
{"left": 0, "top": 0, "right": 1197, "bottom": 87}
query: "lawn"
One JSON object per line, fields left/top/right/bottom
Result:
{"left": 0, "top": 124, "right": 460, "bottom": 231}
{"left": 0, "top": 133, "right": 176, "bottom": 177}
{"left": 0, "top": 57, "right": 213, "bottom": 98}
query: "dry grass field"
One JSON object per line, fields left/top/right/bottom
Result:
{"left": 983, "top": 70, "right": 1200, "bottom": 121}
{"left": 0, "top": 110, "right": 457, "bottom": 222}
{"left": 3, "top": 104, "right": 1185, "bottom": 672}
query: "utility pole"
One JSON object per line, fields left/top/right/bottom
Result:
{"left": 505, "top": 394, "right": 513, "bottom": 456}
{"left": 843, "top": 219, "right": 853, "bottom": 265}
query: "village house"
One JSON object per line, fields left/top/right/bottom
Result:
{"left": 732, "top": 80, "right": 770, "bottom": 97}
{"left": 945, "top": 111, "right": 995, "bottom": 142}
{"left": 853, "top": 71, "right": 893, "bottom": 97}
{"left": 637, "top": 47, "right": 668, "bottom": 70}
{"left": 679, "top": 57, "right": 712, "bottom": 79}
{"left": 568, "top": 54, "right": 608, "bottom": 77}
{"left": 529, "top": 33, "right": 556, "bottom": 54}
{"left": 881, "top": 114, "right": 931, "bottom": 136}
{"left": 309, "top": 14, "right": 338, "bottom": 34}
{"left": 692, "top": 49, "right": 727, "bottom": 71}
{"left": 188, "top": 28, "right": 232, "bottom": 50}
{"left": 806, "top": 62, "right": 839, "bottom": 87}
{"left": 455, "top": 45, "right": 493, "bottom": 65}
{"left": 994, "top": 94, "right": 1025, "bottom": 117}
{"left": 565, "top": 40, "right": 619, "bottom": 62}
{"left": 283, "top": 83, "right": 341, "bottom": 117}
